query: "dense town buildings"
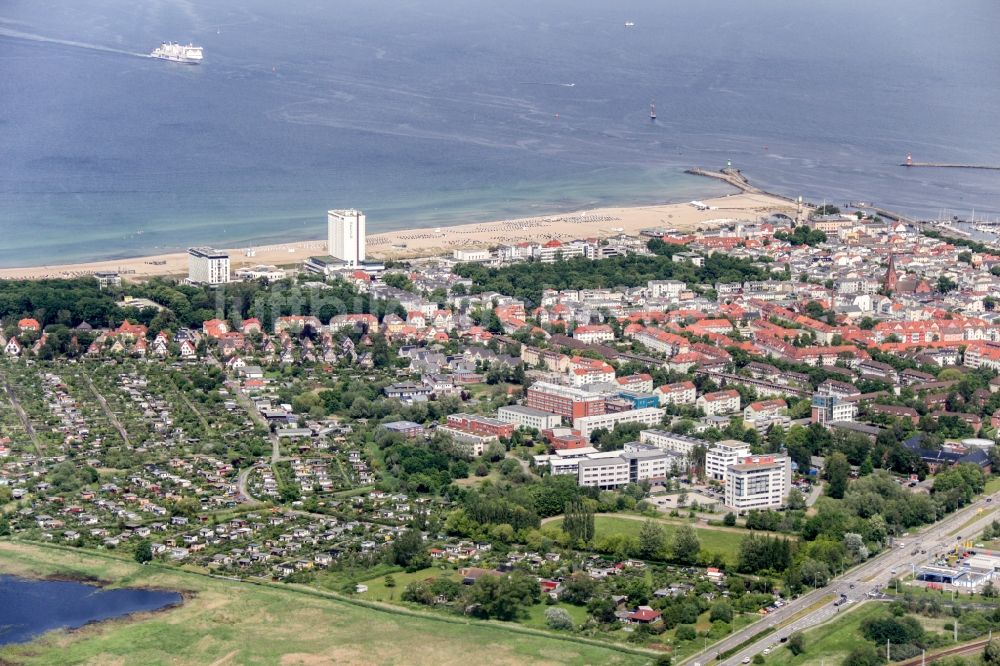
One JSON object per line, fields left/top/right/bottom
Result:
{"left": 8, "top": 195, "right": 1000, "bottom": 663}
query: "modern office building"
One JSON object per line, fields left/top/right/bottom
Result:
{"left": 327, "top": 209, "right": 366, "bottom": 267}
{"left": 94, "top": 271, "right": 122, "bottom": 289}
{"left": 705, "top": 440, "right": 753, "bottom": 482}
{"left": 536, "top": 444, "right": 675, "bottom": 489}
{"left": 621, "top": 443, "right": 673, "bottom": 484}
{"left": 577, "top": 455, "right": 630, "bottom": 490}
{"left": 617, "top": 390, "right": 661, "bottom": 410}
{"left": 638, "top": 430, "right": 707, "bottom": 459}
{"left": 811, "top": 393, "right": 858, "bottom": 425}
{"left": 496, "top": 405, "right": 563, "bottom": 431}
{"left": 724, "top": 455, "right": 792, "bottom": 513}
{"left": 572, "top": 407, "right": 665, "bottom": 440}
{"left": 187, "top": 247, "right": 230, "bottom": 285}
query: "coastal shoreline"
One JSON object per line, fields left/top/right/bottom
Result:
{"left": 0, "top": 189, "right": 796, "bottom": 281}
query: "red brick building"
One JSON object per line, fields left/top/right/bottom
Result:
{"left": 526, "top": 381, "right": 605, "bottom": 420}
{"left": 446, "top": 413, "right": 515, "bottom": 439}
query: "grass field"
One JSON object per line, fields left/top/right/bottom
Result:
{"left": 546, "top": 515, "right": 744, "bottom": 564}
{"left": 522, "top": 603, "right": 591, "bottom": 630}
{"left": 763, "top": 600, "right": 969, "bottom": 666}
{"left": 0, "top": 540, "right": 655, "bottom": 666}
{"left": 763, "top": 602, "right": 887, "bottom": 666}
{"left": 356, "top": 565, "right": 457, "bottom": 602}
{"left": 355, "top": 567, "right": 595, "bottom": 636}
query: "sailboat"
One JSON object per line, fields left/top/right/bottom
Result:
{"left": 650, "top": 102, "right": 656, "bottom": 121}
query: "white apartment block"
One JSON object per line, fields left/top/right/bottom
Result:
{"left": 496, "top": 244, "right": 532, "bottom": 262}
{"left": 187, "top": 247, "right": 230, "bottom": 285}
{"left": 453, "top": 248, "right": 491, "bottom": 262}
{"left": 743, "top": 399, "right": 789, "bottom": 432}
{"left": 705, "top": 440, "right": 752, "bottom": 482}
{"left": 328, "top": 209, "right": 366, "bottom": 267}
{"left": 235, "top": 265, "right": 287, "bottom": 281}
{"left": 536, "top": 240, "right": 588, "bottom": 263}
{"left": 638, "top": 430, "right": 707, "bottom": 459}
{"left": 724, "top": 455, "right": 792, "bottom": 514}
{"left": 656, "top": 381, "right": 696, "bottom": 406}
{"left": 621, "top": 443, "right": 673, "bottom": 484}
{"left": 496, "top": 405, "right": 562, "bottom": 431}
{"left": 437, "top": 425, "right": 496, "bottom": 457}
{"left": 573, "top": 407, "right": 665, "bottom": 440}
{"left": 537, "top": 445, "right": 675, "bottom": 488}
{"left": 648, "top": 279, "right": 687, "bottom": 300}
{"left": 573, "top": 325, "right": 615, "bottom": 344}
{"left": 618, "top": 374, "right": 655, "bottom": 394}
{"left": 743, "top": 399, "right": 785, "bottom": 423}
{"left": 577, "top": 454, "right": 629, "bottom": 490}
{"left": 633, "top": 328, "right": 686, "bottom": 355}
{"left": 569, "top": 367, "right": 616, "bottom": 387}
{"left": 697, "top": 390, "right": 741, "bottom": 416}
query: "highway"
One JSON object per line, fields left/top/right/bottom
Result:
{"left": 685, "top": 492, "right": 1000, "bottom": 666}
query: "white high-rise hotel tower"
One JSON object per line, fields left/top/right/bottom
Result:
{"left": 327, "top": 209, "right": 366, "bottom": 267}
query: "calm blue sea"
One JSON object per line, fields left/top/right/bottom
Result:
{"left": 1, "top": 0, "right": 999, "bottom": 267}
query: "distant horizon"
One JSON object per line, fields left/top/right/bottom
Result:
{"left": 3, "top": 0, "right": 1000, "bottom": 267}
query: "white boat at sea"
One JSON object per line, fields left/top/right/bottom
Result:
{"left": 150, "top": 42, "right": 203, "bottom": 64}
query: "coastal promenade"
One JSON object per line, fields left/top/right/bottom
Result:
{"left": 0, "top": 191, "right": 794, "bottom": 281}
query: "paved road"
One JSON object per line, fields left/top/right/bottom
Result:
{"left": 804, "top": 481, "right": 823, "bottom": 507}
{"left": 0, "top": 372, "right": 42, "bottom": 456}
{"left": 84, "top": 375, "right": 131, "bottom": 447}
{"left": 231, "top": 384, "right": 281, "bottom": 464}
{"left": 686, "top": 493, "right": 1000, "bottom": 666}
{"left": 237, "top": 466, "right": 256, "bottom": 502}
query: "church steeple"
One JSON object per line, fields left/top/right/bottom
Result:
{"left": 884, "top": 254, "right": 898, "bottom": 292}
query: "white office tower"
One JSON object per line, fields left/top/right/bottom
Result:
{"left": 188, "top": 247, "right": 230, "bottom": 285}
{"left": 328, "top": 209, "right": 366, "bottom": 267}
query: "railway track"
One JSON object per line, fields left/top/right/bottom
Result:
{"left": 896, "top": 638, "right": 989, "bottom": 666}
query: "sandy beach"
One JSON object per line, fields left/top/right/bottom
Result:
{"left": 0, "top": 192, "right": 794, "bottom": 281}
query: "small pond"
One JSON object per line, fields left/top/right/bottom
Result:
{"left": 0, "top": 575, "right": 181, "bottom": 645}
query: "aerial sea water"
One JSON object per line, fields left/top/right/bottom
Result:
{"left": 1, "top": 0, "right": 999, "bottom": 267}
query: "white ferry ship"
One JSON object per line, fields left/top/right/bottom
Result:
{"left": 150, "top": 42, "right": 203, "bottom": 64}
